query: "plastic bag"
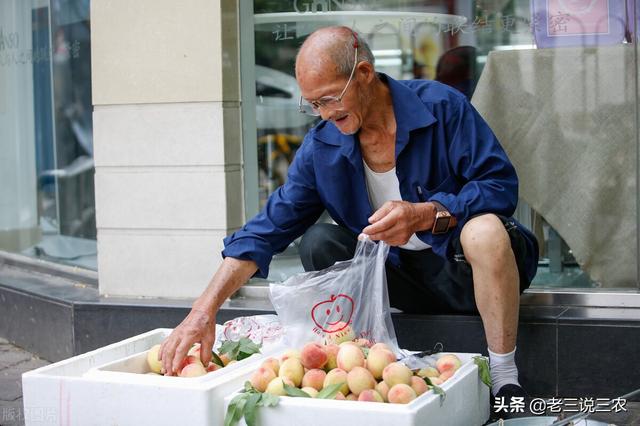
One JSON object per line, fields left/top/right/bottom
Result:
{"left": 219, "top": 314, "right": 284, "bottom": 348}
{"left": 269, "top": 236, "right": 400, "bottom": 354}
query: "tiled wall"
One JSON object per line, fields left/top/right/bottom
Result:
{"left": 90, "top": 0, "right": 243, "bottom": 298}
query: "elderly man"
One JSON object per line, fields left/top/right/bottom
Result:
{"left": 159, "top": 26, "right": 538, "bottom": 402}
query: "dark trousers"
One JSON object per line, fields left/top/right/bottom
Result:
{"left": 298, "top": 222, "right": 533, "bottom": 315}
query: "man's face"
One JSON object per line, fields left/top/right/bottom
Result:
{"left": 297, "top": 66, "right": 364, "bottom": 135}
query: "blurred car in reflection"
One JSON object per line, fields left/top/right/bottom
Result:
{"left": 255, "top": 65, "right": 318, "bottom": 130}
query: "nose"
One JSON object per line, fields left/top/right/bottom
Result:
{"left": 319, "top": 105, "right": 340, "bottom": 122}
{"left": 318, "top": 105, "right": 333, "bottom": 121}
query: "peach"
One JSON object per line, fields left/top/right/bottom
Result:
{"left": 353, "top": 338, "right": 372, "bottom": 348}
{"left": 323, "top": 322, "right": 356, "bottom": 345}
{"left": 339, "top": 340, "right": 359, "bottom": 347}
{"left": 265, "top": 377, "right": 294, "bottom": 396}
{"left": 178, "top": 355, "right": 203, "bottom": 373}
{"left": 323, "top": 368, "right": 349, "bottom": 396}
{"left": 366, "top": 349, "right": 396, "bottom": 380}
{"left": 369, "top": 343, "right": 392, "bottom": 353}
{"left": 436, "top": 354, "right": 462, "bottom": 374}
{"left": 279, "top": 357, "right": 304, "bottom": 387}
{"left": 346, "top": 366, "right": 376, "bottom": 396}
{"left": 387, "top": 383, "right": 417, "bottom": 404}
{"left": 439, "top": 369, "right": 455, "bottom": 381}
{"left": 206, "top": 362, "right": 221, "bottom": 372}
{"left": 300, "top": 342, "right": 328, "bottom": 369}
{"left": 334, "top": 392, "right": 346, "bottom": 400}
{"left": 417, "top": 366, "right": 439, "bottom": 378}
{"left": 429, "top": 376, "right": 444, "bottom": 386}
{"left": 147, "top": 344, "right": 163, "bottom": 374}
{"left": 382, "top": 362, "right": 413, "bottom": 387}
{"left": 187, "top": 343, "right": 201, "bottom": 357}
{"left": 280, "top": 349, "right": 301, "bottom": 363}
{"left": 336, "top": 344, "right": 365, "bottom": 372}
{"left": 301, "top": 387, "right": 318, "bottom": 398}
{"left": 346, "top": 393, "right": 358, "bottom": 401}
{"left": 250, "top": 366, "right": 277, "bottom": 392}
{"left": 219, "top": 353, "right": 232, "bottom": 366}
{"left": 301, "top": 369, "right": 326, "bottom": 391}
{"left": 324, "top": 344, "right": 340, "bottom": 370}
{"left": 179, "top": 362, "right": 207, "bottom": 377}
{"left": 261, "top": 357, "right": 280, "bottom": 376}
{"left": 358, "top": 389, "right": 384, "bottom": 402}
{"left": 410, "top": 376, "right": 429, "bottom": 396}
{"left": 375, "top": 381, "right": 390, "bottom": 402}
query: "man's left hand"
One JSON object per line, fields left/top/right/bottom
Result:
{"left": 362, "top": 201, "right": 436, "bottom": 246}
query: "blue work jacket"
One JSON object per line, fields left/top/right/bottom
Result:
{"left": 223, "top": 74, "right": 538, "bottom": 282}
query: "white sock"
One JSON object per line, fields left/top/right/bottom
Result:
{"left": 488, "top": 347, "right": 520, "bottom": 396}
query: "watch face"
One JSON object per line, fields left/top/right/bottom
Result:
{"left": 433, "top": 216, "right": 451, "bottom": 234}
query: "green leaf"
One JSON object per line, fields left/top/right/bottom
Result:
{"left": 238, "top": 337, "right": 262, "bottom": 353}
{"left": 244, "top": 381, "right": 258, "bottom": 393}
{"left": 473, "top": 356, "right": 492, "bottom": 388}
{"left": 224, "top": 393, "right": 248, "bottom": 426}
{"left": 232, "top": 397, "right": 247, "bottom": 425}
{"left": 316, "top": 382, "right": 345, "bottom": 399}
{"left": 210, "top": 351, "right": 225, "bottom": 367}
{"left": 432, "top": 384, "right": 446, "bottom": 406}
{"left": 219, "top": 340, "right": 241, "bottom": 360}
{"left": 362, "top": 347, "right": 370, "bottom": 358}
{"left": 237, "top": 351, "right": 253, "bottom": 361}
{"left": 243, "top": 392, "right": 262, "bottom": 426}
{"left": 220, "top": 338, "right": 261, "bottom": 362}
{"left": 259, "top": 393, "right": 280, "bottom": 407}
{"left": 283, "top": 383, "right": 312, "bottom": 398}
{"left": 224, "top": 403, "right": 237, "bottom": 426}
{"left": 422, "top": 377, "right": 447, "bottom": 405}
{"left": 237, "top": 338, "right": 262, "bottom": 361}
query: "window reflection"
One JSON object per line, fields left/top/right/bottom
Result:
{"left": 249, "top": 0, "right": 638, "bottom": 289}
{"left": 0, "top": 0, "right": 95, "bottom": 269}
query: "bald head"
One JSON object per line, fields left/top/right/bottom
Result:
{"left": 295, "top": 26, "right": 375, "bottom": 80}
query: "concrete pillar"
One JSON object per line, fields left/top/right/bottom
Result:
{"left": 91, "top": 0, "right": 243, "bottom": 298}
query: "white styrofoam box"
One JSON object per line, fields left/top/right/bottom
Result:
{"left": 22, "top": 327, "right": 284, "bottom": 426}
{"left": 224, "top": 352, "right": 490, "bottom": 426}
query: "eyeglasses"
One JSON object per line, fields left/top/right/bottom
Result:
{"left": 298, "top": 32, "right": 359, "bottom": 117}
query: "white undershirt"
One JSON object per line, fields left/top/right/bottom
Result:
{"left": 363, "top": 161, "right": 431, "bottom": 251}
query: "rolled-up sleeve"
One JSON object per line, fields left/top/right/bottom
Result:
{"left": 417, "top": 96, "right": 518, "bottom": 257}
{"left": 222, "top": 135, "right": 324, "bottom": 278}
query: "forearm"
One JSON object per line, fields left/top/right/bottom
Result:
{"left": 192, "top": 257, "right": 258, "bottom": 315}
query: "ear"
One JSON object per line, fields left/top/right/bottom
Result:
{"left": 356, "top": 61, "right": 376, "bottom": 84}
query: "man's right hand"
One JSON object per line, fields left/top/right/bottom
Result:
{"left": 159, "top": 307, "right": 216, "bottom": 376}
{"left": 157, "top": 257, "right": 259, "bottom": 376}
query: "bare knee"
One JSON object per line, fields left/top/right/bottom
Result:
{"left": 460, "top": 214, "right": 511, "bottom": 264}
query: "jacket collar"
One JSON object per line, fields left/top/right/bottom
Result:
{"left": 312, "top": 73, "right": 437, "bottom": 163}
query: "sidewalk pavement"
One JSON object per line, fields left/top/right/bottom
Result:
{"left": 0, "top": 338, "right": 49, "bottom": 426}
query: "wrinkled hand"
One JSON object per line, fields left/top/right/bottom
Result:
{"left": 159, "top": 307, "right": 216, "bottom": 376}
{"left": 361, "top": 201, "right": 435, "bottom": 246}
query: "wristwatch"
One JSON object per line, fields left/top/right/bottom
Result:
{"left": 431, "top": 202, "right": 457, "bottom": 235}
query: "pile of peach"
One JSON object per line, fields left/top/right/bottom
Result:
{"left": 250, "top": 340, "right": 462, "bottom": 404}
{"left": 146, "top": 343, "right": 234, "bottom": 377}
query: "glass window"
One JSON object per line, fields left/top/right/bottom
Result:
{"left": 0, "top": 0, "right": 95, "bottom": 270}
{"left": 243, "top": 0, "right": 639, "bottom": 291}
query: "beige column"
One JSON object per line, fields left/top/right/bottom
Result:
{"left": 91, "top": 0, "right": 244, "bottom": 298}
